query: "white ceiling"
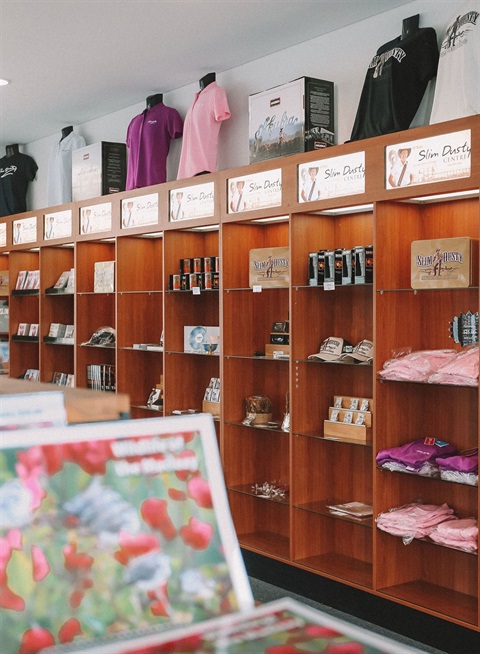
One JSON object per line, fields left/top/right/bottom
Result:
{"left": 0, "top": 0, "right": 415, "bottom": 150}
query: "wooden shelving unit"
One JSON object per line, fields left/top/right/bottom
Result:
{"left": 1, "top": 115, "right": 479, "bottom": 632}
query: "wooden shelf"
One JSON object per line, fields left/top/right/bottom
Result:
{"left": 379, "top": 580, "right": 478, "bottom": 627}
{"left": 2, "top": 116, "right": 480, "bottom": 633}
{"left": 294, "top": 553, "right": 373, "bottom": 589}
{"left": 238, "top": 531, "right": 290, "bottom": 560}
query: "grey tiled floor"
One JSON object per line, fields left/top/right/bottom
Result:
{"left": 248, "top": 577, "right": 450, "bottom": 654}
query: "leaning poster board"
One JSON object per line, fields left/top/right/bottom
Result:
{"left": 61, "top": 597, "right": 424, "bottom": 653}
{"left": 0, "top": 414, "right": 252, "bottom": 654}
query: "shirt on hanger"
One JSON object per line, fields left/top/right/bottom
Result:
{"left": 126, "top": 103, "right": 183, "bottom": 189}
{"left": 350, "top": 27, "right": 439, "bottom": 141}
{"left": 430, "top": 2, "right": 480, "bottom": 124}
{"left": 177, "top": 82, "right": 231, "bottom": 180}
{"left": 0, "top": 152, "right": 38, "bottom": 217}
{"left": 47, "top": 131, "right": 86, "bottom": 206}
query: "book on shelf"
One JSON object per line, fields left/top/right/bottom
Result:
{"left": 23, "top": 269, "right": 40, "bottom": 290}
{"left": 0, "top": 270, "right": 9, "bottom": 296}
{"left": 23, "top": 368, "right": 40, "bottom": 382}
{"left": 0, "top": 300, "right": 9, "bottom": 332}
{"left": 51, "top": 371, "right": 68, "bottom": 385}
{"left": 17, "top": 322, "right": 30, "bottom": 336}
{"left": 64, "top": 324, "right": 75, "bottom": 339}
{"left": 66, "top": 373, "right": 75, "bottom": 388}
{"left": 132, "top": 343, "right": 163, "bottom": 351}
{"left": 87, "top": 363, "right": 116, "bottom": 392}
{"left": 28, "top": 323, "right": 39, "bottom": 337}
{"left": 15, "top": 270, "right": 28, "bottom": 290}
{"left": 2, "top": 414, "right": 253, "bottom": 654}
{"left": 326, "top": 501, "right": 373, "bottom": 519}
{"left": 0, "top": 340, "right": 9, "bottom": 374}
{"left": 66, "top": 268, "right": 75, "bottom": 292}
{"left": 53, "top": 270, "right": 71, "bottom": 289}
{"left": 48, "top": 323, "right": 67, "bottom": 338}
{"left": 94, "top": 260, "right": 115, "bottom": 293}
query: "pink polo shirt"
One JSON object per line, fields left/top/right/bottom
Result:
{"left": 126, "top": 103, "right": 183, "bottom": 189}
{"left": 177, "top": 82, "right": 231, "bottom": 179}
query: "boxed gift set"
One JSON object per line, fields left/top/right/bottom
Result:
{"left": 249, "top": 76, "right": 335, "bottom": 164}
{"left": 411, "top": 237, "right": 478, "bottom": 289}
{"left": 72, "top": 141, "right": 127, "bottom": 201}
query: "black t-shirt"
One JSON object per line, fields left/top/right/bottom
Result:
{"left": 350, "top": 28, "right": 439, "bottom": 141}
{"left": 0, "top": 153, "right": 38, "bottom": 217}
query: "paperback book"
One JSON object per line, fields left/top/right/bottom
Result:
{"left": 94, "top": 261, "right": 115, "bottom": 293}
{"left": 0, "top": 415, "right": 252, "bottom": 654}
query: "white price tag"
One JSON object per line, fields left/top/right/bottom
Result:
{"left": 192, "top": 287, "right": 201, "bottom": 295}
{"left": 323, "top": 281, "right": 335, "bottom": 291}
{"left": 252, "top": 285, "right": 262, "bottom": 293}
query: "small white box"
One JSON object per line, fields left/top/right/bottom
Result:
{"left": 249, "top": 77, "right": 334, "bottom": 164}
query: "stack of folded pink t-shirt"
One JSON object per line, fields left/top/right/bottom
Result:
{"left": 376, "top": 438, "right": 456, "bottom": 477}
{"left": 378, "top": 349, "right": 457, "bottom": 382}
{"left": 376, "top": 502, "right": 455, "bottom": 539}
{"left": 428, "top": 344, "right": 478, "bottom": 386}
{"left": 436, "top": 449, "right": 478, "bottom": 486}
{"left": 429, "top": 517, "right": 478, "bottom": 552}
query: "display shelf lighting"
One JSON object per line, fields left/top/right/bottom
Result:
{"left": 253, "top": 215, "right": 289, "bottom": 223}
{"left": 403, "top": 189, "right": 479, "bottom": 204}
{"left": 318, "top": 203, "right": 373, "bottom": 216}
{"left": 189, "top": 224, "right": 218, "bottom": 232}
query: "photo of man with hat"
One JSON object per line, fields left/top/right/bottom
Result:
{"left": 388, "top": 147, "right": 413, "bottom": 187}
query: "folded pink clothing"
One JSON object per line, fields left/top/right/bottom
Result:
{"left": 376, "top": 503, "right": 456, "bottom": 538}
{"left": 378, "top": 349, "right": 457, "bottom": 382}
{"left": 428, "top": 344, "right": 479, "bottom": 386}
{"left": 435, "top": 517, "right": 478, "bottom": 540}
{"left": 376, "top": 518, "right": 456, "bottom": 539}
{"left": 429, "top": 530, "right": 477, "bottom": 551}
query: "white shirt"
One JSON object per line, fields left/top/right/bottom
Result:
{"left": 47, "top": 131, "right": 86, "bottom": 206}
{"left": 430, "top": 2, "right": 480, "bottom": 124}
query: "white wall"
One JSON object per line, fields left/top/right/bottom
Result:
{"left": 24, "top": 0, "right": 467, "bottom": 211}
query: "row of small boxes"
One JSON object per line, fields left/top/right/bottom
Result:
{"left": 169, "top": 272, "right": 219, "bottom": 291}
{"left": 169, "top": 256, "right": 220, "bottom": 291}
{"left": 309, "top": 246, "right": 373, "bottom": 286}
{"left": 324, "top": 395, "right": 373, "bottom": 443}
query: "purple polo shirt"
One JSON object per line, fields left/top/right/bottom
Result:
{"left": 126, "top": 103, "right": 183, "bottom": 189}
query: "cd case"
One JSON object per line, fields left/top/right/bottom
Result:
{"left": 183, "top": 326, "right": 220, "bottom": 355}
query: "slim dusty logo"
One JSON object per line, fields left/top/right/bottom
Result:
{"left": 441, "top": 11, "right": 479, "bottom": 54}
{"left": 253, "top": 256, "right": 288, "bottom": 271}
{"left": 369, "top": 47, "right": 406, "bottom": 78}
{"left": 0, "top": 165, "right": 17, "bottom": 178}
{"left": 415, "top": 245, "right": 465, "bottom": 280}
{"left": 416, "top": 251, "right": 463, "bottom": 268}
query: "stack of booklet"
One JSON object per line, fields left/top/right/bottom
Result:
{"left": 326, "top": 501, "right": 373, "bottom": 520}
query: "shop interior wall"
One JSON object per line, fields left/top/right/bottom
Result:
{"left": 23, "top": 0, "right": 465, "bottom": 212}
